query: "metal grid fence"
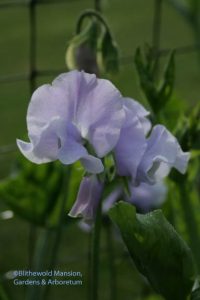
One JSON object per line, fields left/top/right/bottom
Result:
{"left": 0, "top": 0, "right": 199, "bottom": 157}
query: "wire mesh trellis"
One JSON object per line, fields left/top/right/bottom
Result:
{"left": 0, "top": 3, "right": 199, "bottom": 299}
{"left": 0, "top": 0, "right": 199, "bottom": 157}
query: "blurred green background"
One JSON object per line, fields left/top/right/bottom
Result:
{"left": 0, "top": 0, "right": 199, "bottom": 299}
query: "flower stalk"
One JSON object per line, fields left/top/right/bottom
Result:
{"left": 105, "top": 219, "right": 117, "bottom": 300}
{"left": 76, "top": 9, "right": 111, "bottom": 36}
{"left": 90, "top": 195, "right": 102, "bottom": 300}
{"left": 44, "top": 165, "right": 72, "bottom": 299}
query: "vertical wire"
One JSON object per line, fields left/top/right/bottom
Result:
{"left": 28, "top": 0, "right": 37, "bottom": 270}
{"left": 94, "top": 0, "right": 101, "bottom": 12}
{"left": 152, "top": 0, "right": 163, "bottom": 54}
{"left": 29, "top": 0, "right": 37, "bottom": 94}
{"left": 152, "top": 0, "right": 163, "bottom": 76}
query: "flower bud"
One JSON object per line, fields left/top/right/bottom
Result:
{"left": 65, "top": 20, "right": 100, "bottom": 75}
{"left": 97, "top": 30, "right": 119, "bottom": 74}
{"left": 69, "top": 175, "right": 103, "bottom": 220}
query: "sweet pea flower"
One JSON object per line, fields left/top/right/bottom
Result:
{"left": 69, "top": 175, "right": 103, "bottom": 220}
{"left": 72, "top": 177, "right": 167, "bottom": 221}
{"left": 70, "top": 101, "right": 187, "bottom": 221}
{"left": 17, "top": 70, "right": 125, "bottom": 173}
{"left": 114, "top": 98, "right": 190, "bottom": 184}
{"left": 16, "top": 69, "right": 190, "bottom": 223}
{"left": 128, "top": 181, "right": 167, "bottom": 213}
{"left": 77, "top": 180, "right": 167, "bottom": 228}
{"left": 103, "top": 181, "right": 167, "bottom": 214}
{"left": 135, "top": 125, "right": 190, "bottom": 184}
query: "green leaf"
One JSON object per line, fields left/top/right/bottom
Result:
{"left": 134, "top": 47, "right": 158, "bottom": 111}
{"left": 170, "top": 172, "right": 200, "bottom": 273}
{"left": 0, "top": 158, "right": 83, "bottom": 228}
{"left": 158, "top": 51, "right": 175, "bottom": 107}
{"left": 109, "top": 201, "right": 195, "bottom": 300}
{"left": 158, "top": 94, "right": 188, "bottom": 130}
{"left": 174, "top": 102, "right": 200, "bottom": 151}
{"left": 134, "top": 47, "right": 175, "bottom": 116}
{"left": 97, "top": 30, "right": 119, "bottom": 74}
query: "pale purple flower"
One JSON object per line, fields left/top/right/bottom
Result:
{"left": 135, "top": 125, "right": 190, "bottom": 184}
{"left": 77, "top": 180, "right": 167, "bottom": 229}
{"left": 114, "top": 98, "right": 190, "bottom": 184}
{"left": 127, "top": 181, "right": 167, "bottom": 213}
{"left": 114, "top": 98, "right": 150, "bottom": 179}
{"left": 17, "top": 70, "right": 125, "bottom": 173}
{"left": 69, "top": 175, "right": 103, "bottom": 220}
{"left": 103, "top": 181, "right": 167, "bottom": 214}
{"left": 16, "top": 69, "right": 190, "bottom": 222}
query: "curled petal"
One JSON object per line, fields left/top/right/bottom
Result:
{"left": 69, "top": 176, "right": 103, "bottom": 220}
{"left": 124, "top": 98, "right": 149, "bottom": 117}
{"left": 137, "top": 125, "right": 190, "bottom": 184}
{"left": 16, "top": 118, "right": 62, "bottom": 164}
{"left": 123, "top": 98, "right": 151, "bottom": 134}
{"left": 16, "top": 140, "right": 53, "bottom": 164}
{"left": 140, "top": 118, "right": 152, "bottom": 136}
{"left": 17, "top": 118, "right": 84, "bottom": 167}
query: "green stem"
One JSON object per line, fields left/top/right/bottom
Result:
{"left": 44, "top": 166, "right": 72, "bottom": 300}
{"left": 87, "top": 232, "right": 92, "bottom": 300}
{"left": 28, "top": 224, "right": 37, "bottom": 269}
{"left": 90, "top": 197, "right": 102, "bottom": 300}
{"left": 105, "top": 219, "right": 117, "bottom": 300}
{"left": 26, "top": 228, "right": 51, "bottom": 300}
{"left": 27, "top": 165, "right": 71, "bottom": 300}
{"left": 179, "top": 184, "right": 200, "bottom": 272}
